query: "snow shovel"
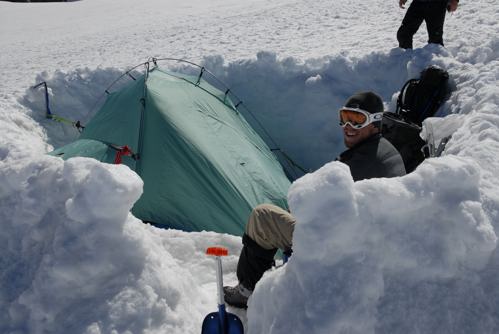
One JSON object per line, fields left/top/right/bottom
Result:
{"left": 201, "top": 246, "right": 244, "bottom": 334}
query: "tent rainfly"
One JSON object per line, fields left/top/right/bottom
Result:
{"left": 50, "top": 62, "right": 291, "bottom": 235}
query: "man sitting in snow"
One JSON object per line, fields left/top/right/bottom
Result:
{"left": 224, "top": 91, "right": 406, "bottom": 308}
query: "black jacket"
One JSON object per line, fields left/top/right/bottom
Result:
{"left": 338, "top": 134, "right": 406, "bottom": 181}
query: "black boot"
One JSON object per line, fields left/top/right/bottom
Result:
{"left": 223, "top": 284, "right": 252, "bottom": 309}
{"left": 224, "top": 234, "right": 277, "bottom": 308}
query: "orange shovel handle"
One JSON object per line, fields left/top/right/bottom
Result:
{"left": 206, "top": 246, "right": 229, "bottom": 257}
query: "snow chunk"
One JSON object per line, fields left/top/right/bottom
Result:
{"left": 64, "top": 157, "right": 143, "bottom": 225}
{"left": 0, "top": 155, "right": 224, "bottom": 333}
{"left": 305, "top": 74, "right": 322, "bottom": 86}
{"left": 248, "top": 156, "right": 496, "bottom": 334}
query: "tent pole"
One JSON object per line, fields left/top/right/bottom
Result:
{"left": 135, "top": 62, "right": 151, "bottom": 175}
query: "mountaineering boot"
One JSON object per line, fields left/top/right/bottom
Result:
{"left": 223, "top": 284, "right": 252, "bottom": 309}
{"left": 224, "top": 234, "right": 277, "bottom": 308}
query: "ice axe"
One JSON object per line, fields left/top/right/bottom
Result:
{"left": 201, "top": 246, "right": 244, "bottom": 334}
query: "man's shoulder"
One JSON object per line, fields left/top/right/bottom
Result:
{"left": 360, "top": 135, "right": 403, "bottom": 168}
{"left": 377, "top": 136, "right": 400, "bottom": 157}
{"left": 339, "top": 134, "right": 406, "bottom": 180}
{"left": 376, "top": 137, "right": 407, "bottom": 177}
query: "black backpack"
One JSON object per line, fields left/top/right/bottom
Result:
{"left": 395, "top": 65, "right": 450, "bottom": 126}
{"left": 383, "top": 65, "right": 450, "bottom": 173}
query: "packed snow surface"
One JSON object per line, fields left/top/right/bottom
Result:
{"left": 1, "top": 0, "right": 499, "bottom": 333}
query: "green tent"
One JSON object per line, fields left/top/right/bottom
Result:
{"left": 50, "top": 64, "right": 291, "bottom": 235}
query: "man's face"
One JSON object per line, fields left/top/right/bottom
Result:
{"left": 343, "top": 123, "right": 378, "bottom": 148}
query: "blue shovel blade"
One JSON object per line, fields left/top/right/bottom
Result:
{"left": 201, "top": 311, "right": 244, "bottom": 334}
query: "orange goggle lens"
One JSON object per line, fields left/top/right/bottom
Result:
{"left": 339, "top": 109, "right": 368, "bottom": 125}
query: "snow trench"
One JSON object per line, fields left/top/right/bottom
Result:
{"left": 3, "top": 46, "right": 499, "bottom": 333}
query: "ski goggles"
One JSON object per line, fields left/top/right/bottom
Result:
{"left": 338, "top": 107, "right": 384, "bottom": 129}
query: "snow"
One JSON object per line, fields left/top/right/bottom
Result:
{"left": 251, "top": 157, "right": 496, "bottom": 333}
{"left": 1, "top": 0, "right": 499, "bottom": 333}
{"left": 0, "top": 155, "right": 244, "bottom": 333}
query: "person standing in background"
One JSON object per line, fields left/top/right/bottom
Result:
{"left": 397, "top": 0, "right": 459, "bottom": 49}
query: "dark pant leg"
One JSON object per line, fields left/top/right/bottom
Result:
{"left": 235, "top": 204, "right": 294, "bottom": 290}
{"left": 236, "top": 234, "right": 277, "bottom": 291}
{"left": 397, "top": 2, "right": 425, "bottom": 49}
{"left": 424, "top": 1, "right": 448, "bottom": 46}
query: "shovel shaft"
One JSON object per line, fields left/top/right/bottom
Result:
{"left": 215, "top": 257, "right": 224, "bottom": 306}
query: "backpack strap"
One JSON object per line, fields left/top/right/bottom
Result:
{"left": 396, "top": 78, "right": 419, "bottom": 115}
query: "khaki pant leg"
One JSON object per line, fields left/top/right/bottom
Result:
{"left": 245, "top": 203, "right": 296, "bottom": 251}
